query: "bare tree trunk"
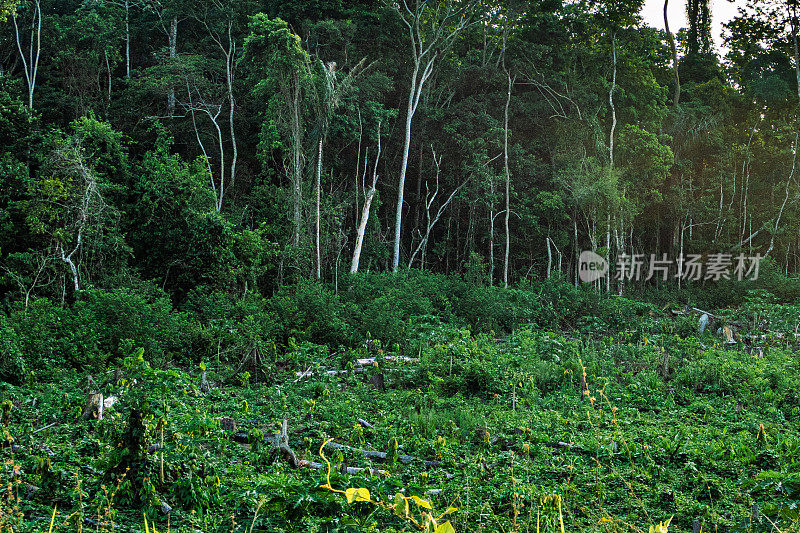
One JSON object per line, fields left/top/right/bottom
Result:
{"left": 609, "top": 33, "right": 617, "bottom": 168}
{"left": 664, "top": 0, "right": 680, "bottom": 107}
{"left": 12, "top": 0, "right": 41, "bottom": 110}
{"left": 124, "top": 0, "right": 131, "bottom": 79}
{"left": 792, "top": 2, "right": 800, "bottom": 100}
{"left": 291, "top": 73, "right": 303, "bottom": 249}
{"left": 391, "top": 0, "right": 472, "bottom": 272}
{"left": 105, "top": 50, "right": 112, "bottom": 104}
{"left": 393, "top": 66, "right": 419, "bottom": 272}
{"left": 316, "top": 138, "right": 323, "bottom": 279}
{"left": 573, "top": 217, "right": 579, "bottom": 286}
{"left": 489, "top": 178, "right": 495, "bottom": 286}
{"left": 168, "top": 16, "right": 178, "bottom": 116}
{"left": 503, "top": 70, "right": 513, "bottom": 288}
{"left": 60, "top": 237, "right": 81, "bottom": 293}
{"left": 408, "top": 148, "right": 464, "bottom": 268}
{"left": 766, "top": 132, "right": 798, "bottom": 258}
{"left": 351, "top": 125, "right": 382, "bottom": 274}
{"left": 225, "top": 23, "right": 238, "bottom": 198}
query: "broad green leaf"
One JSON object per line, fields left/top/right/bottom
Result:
{"left": 394, "top": 493, "right": 410, "bottom": 517}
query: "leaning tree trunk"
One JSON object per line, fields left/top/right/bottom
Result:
{"left": 351, "top": 125, "right": 382, "bottom": 274}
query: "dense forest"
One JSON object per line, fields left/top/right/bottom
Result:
{"left": 2, "top": 0, "right": 800, "bottom": 300}
{"left": 3, "top": 0, "right": 800, "bottom": 532}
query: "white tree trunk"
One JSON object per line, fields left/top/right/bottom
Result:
{"left": 12, "top": 0, "right": 41, "bottom": 110}
{"left": 766, "top": 132, "right": 798, "bottom": 258}
{"left": 609, "top": 33, "right": 617, "bottom": 168}
{"left": 291, "top": 76, "right": 303, "bottom": 248}
{"left": 225, "top": 24, "right": 238, "bottom": 198}
{"left": 125, "top": 0, "right": 131, "bottom": 79}
{"left": 168, "top": 16, "right": 178, "bottom": 116}
{"left": 316, "top": 138, "right": 323, "bottom": 279}
{"left": 393, "top": 66, "right": 419, "bottom": 272}
{"left": 391, "top": 0, "right": 472, "bottom": 272}
{"left": 503, "top": 71, "right": 513, "bottom": 288}
{"left": 351, "top": 126, "right": 382, "bottom": 274}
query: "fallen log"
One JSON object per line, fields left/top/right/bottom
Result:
{"left": 356, "top": 356, "right": 418, "bottom": 367}
{"left": 324, "top": 441, "right": 441, "bottom": 468}
{"left": 307, "top": 461, "right": 388, "bottom": 476}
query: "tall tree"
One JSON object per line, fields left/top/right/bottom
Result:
{"left": 388, "top": 0, "right": 475, "bottom": 272}
{"left": 11, "top": 0, "right": 40, "bottom": 109}
{"left": 243, "top": 14, "right": 311, "bottom": 251}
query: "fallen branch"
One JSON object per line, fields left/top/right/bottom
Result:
{"left": 31, "top": 422, "right": 57, "bottom": 434}
{"left": 324, "top": 441, "right": 441, "bottom": 468}
{"left": 356, "top": 356, "right": 418, "bottom": 367}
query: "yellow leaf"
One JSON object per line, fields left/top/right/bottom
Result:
{"left": 411, "top": 495, "right": 432, "bottom": 509}
{"left": 345, "top": 487, "right": 370, "bottom": 503}
{"left": 442, "top": 506, "right": 459, "bottom": 516}
{"left": 435, "top": 521, "right": 456, "bottom": 533}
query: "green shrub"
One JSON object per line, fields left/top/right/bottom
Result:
{"left": 0, "top": 313, "right": 25, "bottom": 382}
{"left": 12, "top": 288, "right": 192, "bottom": 372}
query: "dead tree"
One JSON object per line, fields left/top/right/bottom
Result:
{"left": 408, "top": 147, "right": 465, "bottom": 268}
{"left": 45, "top": 137, "right": 112, "bottom": 293}
{"left": 351, "top": 122, "right": 382, "bottom": 274}
{"left": 183, "top": 81, "right": 227, "bottom": 212}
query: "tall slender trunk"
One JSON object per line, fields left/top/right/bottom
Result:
{"left": 609, "top": 33, "right": 617, "bottom": 168}
{"left": 792, "top": 3, "right": 800, "bottom": 100}
{"left": 315, "top": 138, "right": 323, "bottom": 279}
{"left": 225, "top": 26, "right": 238, "bottom": 197}
{"left": 167, "top": 16, "right": 177, "bottom": 116}
{"left": 489, "top": 179, "right": 495, "bottom": 286}
{"left": 12, "top": 0, "right": 41, "bottom": 110}
{"left": 291, "top": 74, "right": 303, "bottom": 249}
{"left": 105, "top": 50, "right": 112, "bottom": 103}
{"left": 125, "top": 0, "right": 131, "bottom": 79}
{"left": 393, "top": 63, "right": 419, "bottom": 272}
{"left": 573, "top": 217, "right": 579, "bottom": 286}
{"left": 766, "top": 132, "right": 799, "bottom": 258}
{"left": 664, "top": 0, "right": 680, "bottom": 107}
{"left": 503, "top": 70, "right": 513, "bottom": 288}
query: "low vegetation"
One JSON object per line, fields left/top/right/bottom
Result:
{"left": 2, "top": 274, "right": 800, "bottom": 532}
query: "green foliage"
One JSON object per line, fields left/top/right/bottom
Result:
{"left": 11, "top": 288, "right": 192, "bottom": 372}
{"left": 0, "top": 313, "right": 25, "bottom": 382}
